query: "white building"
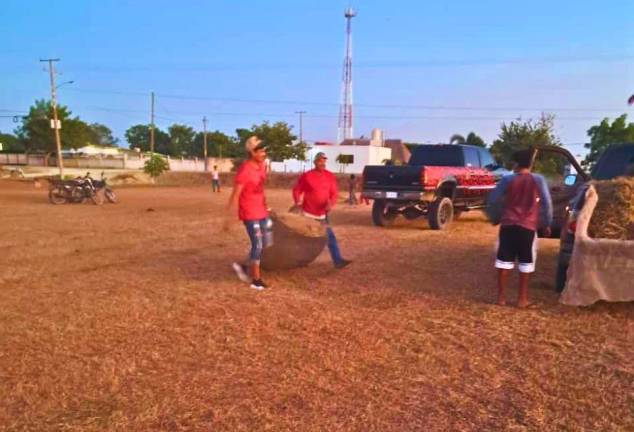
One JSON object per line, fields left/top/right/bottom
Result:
{"left": 270, "top": 128, "right": 393, "bottom": 174}
{"left": 62, "top": 144, "right": 123, "bottom": 156}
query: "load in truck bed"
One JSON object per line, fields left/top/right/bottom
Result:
{"left": 560, "top": 184, "right": 634, "bottom": 306}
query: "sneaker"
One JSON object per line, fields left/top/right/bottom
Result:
{"left": 335, "top": 259, "right": 352, "bottom": 269}
{"left": 232, "top": 262, "right": 250, "bottom": 283}
{"left": 250, "top": 279, "right": 268, "bottom": 290}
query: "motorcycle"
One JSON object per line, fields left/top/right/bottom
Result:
{"left": 93, "top": 171, "right": 117, "bottom": 203}
{"left": 48, "top": 172, "right": 104, "bottom": 205}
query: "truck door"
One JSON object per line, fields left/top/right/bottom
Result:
{"left": 463, "top": 147, "right": 483, "bottom": 205}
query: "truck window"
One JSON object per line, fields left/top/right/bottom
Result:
{"left": 478, "top": 149, "right": 496, "bottom": 169}
{"left": 464, "top": 147, "right": 480, "bottom": 168}
{"left": 409, "top": 146, "right": 464, "bottom": 166}
{"left": 591, "top": 145, "right": 634, "bottom": 180}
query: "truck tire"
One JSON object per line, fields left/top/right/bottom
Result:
{"left": 428, "top": 197, "right": 454, "bottom": 230}
{"left": 372, "top": 200, "right": 397, "bottom": 227}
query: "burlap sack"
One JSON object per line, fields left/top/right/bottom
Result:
{"left": 560, "top": 185, "right": 634, "bottom": 306}
{"left": 260, "top": 212, "right": 327, "bottom": 271}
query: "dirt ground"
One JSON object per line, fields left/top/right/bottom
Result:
{"left": 0, "top": 180, "right": 632, "bottom": 431}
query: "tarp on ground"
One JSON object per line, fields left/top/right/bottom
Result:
{"left": 560, "top": 185, "right": 634, "bottom": 306}
{"left": 261, "top": 212, "right": 327, "bottom": 271}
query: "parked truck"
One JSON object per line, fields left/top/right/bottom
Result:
{"left": 361, "top": 144, "right": 498, "bottom": 230}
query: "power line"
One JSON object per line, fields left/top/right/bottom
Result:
{"left": 77, "top": 105, "right": 608, "bottom": 122}
{"left": 65, "top": 87, "right": 627, "bottom": 113}
{"left": 45, "top": 53, "right": 634, "bottom": 72}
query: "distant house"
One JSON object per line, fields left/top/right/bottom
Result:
{"left": 339, "top": 138, "right": 372, "bottom": 146}
{"left": 269, "top": 128, "right": 416, "bottom": 174}
{"left": 63, "top": 144, "right": 122, "bottom": 157}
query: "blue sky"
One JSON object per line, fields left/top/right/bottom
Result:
{"left": 1, "top": 0, "right": 633, "bottom": 155}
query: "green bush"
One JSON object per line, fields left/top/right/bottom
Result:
{"left": 144, "top": 154, "right": 169, "bottom": 178}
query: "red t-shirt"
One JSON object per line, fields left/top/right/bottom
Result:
{"left": 292, "top": 169, "right": 338, "bottom": 218}
{"left": 501, "top": 173, "right": 539, "bottom": 231}
{"left": 235, "top": 161, "right": 267, "bottom": 221}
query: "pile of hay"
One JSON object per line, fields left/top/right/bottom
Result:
{"left": 273, "top": 212, "right": 325, "bottom": 238}
{"left": 588, "top": 177, "right": 634, "bottom": 240}
{"left": 261, "top": 212, "right": 327, "bottom": 270}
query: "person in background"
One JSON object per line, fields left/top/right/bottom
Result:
{"left": 211, "top": 165, "right": 221, "bottom": 193}
{"left": 486, "top": 149, "right": 553, "bottom": 308}
{"left": 347, "top": 174, "right": 358, "bottom": 205}
{"left": 226, "top": 136, "right": 270, "bottom": 290}
{"left": 292, "top": 152, "right": 352, "bottom": 269}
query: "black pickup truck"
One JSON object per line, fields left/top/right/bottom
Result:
{"left": 362, "top": 144, "right": 499, "bottom": 230}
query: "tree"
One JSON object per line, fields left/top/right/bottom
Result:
{"left": 238, "top": 122, "right": 305, "bottom": 162}
{"left": 0, "top": 132, "right": 23, "bottom": 152}
{"left": 583, "top": 114, "right": 634, "bottom": 168}
{"left": 125, "top": 124, "right": 169, "bottom": 154}
{"left": 490, "top": 114, "right": 563, "bottom": 176}
{"left": 89, "top": 123, "right": 119, "bottom": 147}
{"left": 143, "top": 153, "right": 169, "bottom": 178}
{"left": 450, "top": 132, "right": 486, "bottom": 147}
{"left": 167, "top": 124, "right": 196, "bottom": 157}
{"left": 336, "top": 154, "right": 353, "bottom": 173}
{"left": 465, "top": 132, "right": 486, "bottom": 147}
{"left": 193, "top": 130, "right": 240, "bottom": 158}
{"left": 450, "top": 134, "right": 465, "bottom": 145}
{"left": 14, "top": 99, "right": 95, "bottom": 153}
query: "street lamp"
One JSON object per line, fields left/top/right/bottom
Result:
{"left": 55, "top": 80, "right": 74, "bottom": 90}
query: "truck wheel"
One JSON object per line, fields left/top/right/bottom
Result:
{"left": 428, "top": 197, "right": 454, "bottom": 230}
{"left": 372, "top": 200, "right": 397, "bottom": 227}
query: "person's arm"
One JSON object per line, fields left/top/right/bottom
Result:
{"left": 224, "top": 167, "right": 246, "bottom": 228}
{"left": 227, "top": 183, "right": 243, "bottom": 210}
{"left": 223, "top": 183, "right": 244, "bottom": 230}
{"left": 328, "top": 174, "right": 338, "bottom": 211}
{"left": 485, "top": 175, "right": 511, "bottom": 225}
{"left": 292, "top": 174, "right": 305, "bottom": 205}
{"left": 534, "top": 174, "right": 553, "bottom": 229}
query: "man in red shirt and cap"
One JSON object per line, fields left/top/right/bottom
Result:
{"left": 226, "top": 136, "right": 270, "bottom": 290}
{"left": 292, "top": 152, "right": 351, "bottom": 269}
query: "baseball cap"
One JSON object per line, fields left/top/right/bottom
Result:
{"left": 314, "top": 152, "right": 328, "bottom": 162}
{"left": 245, "top": 136, "right": 267, "bottom": 153}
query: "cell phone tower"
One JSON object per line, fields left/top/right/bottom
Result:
{"left": 337, "top": 7, "right": 356, "bottom": 144}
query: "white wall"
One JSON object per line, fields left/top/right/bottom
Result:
{"left": 0, "top": 152, "right": 234, "bottom": 173}
{"left": 270, "top": 145, "right": 392, "bottom": 174}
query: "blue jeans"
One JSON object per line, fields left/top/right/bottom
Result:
{"left": 244, "top": 218, "right": 268, "bottom": 262}
{"left": 323, "top": 217, "right": 343, "bottom": 265}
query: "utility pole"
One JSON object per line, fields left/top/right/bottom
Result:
{"left": 295, "top": 110, "right": 308, "bottom": 171}
{"left": 295, "top": 110, "right": 306, "bottom": 145}
{"left": 40, "top": 58, "right": 63, "bottom": 178}
{"left": 150, "top": 91, "right": 155, "bottom": 154}
{"left": 202, "top": 116, "right": 208, "bottom": 171}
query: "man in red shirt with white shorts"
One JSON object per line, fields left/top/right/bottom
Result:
{"left": 292, "top": 152, "right": 351, "bottom": 269}
{"left": 226, "top": 136, "right": 270, "bottom": 290}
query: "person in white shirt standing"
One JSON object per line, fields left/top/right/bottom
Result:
{"left": 211, "top": 165, "right": 221, "bottom": 193}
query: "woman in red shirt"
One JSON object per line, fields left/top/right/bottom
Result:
{"left": 226, "top": 136, "right": 270, "bottom": 290}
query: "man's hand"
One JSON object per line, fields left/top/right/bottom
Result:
{"left": 289, "top": 204, "right": 302, "bottom": 214}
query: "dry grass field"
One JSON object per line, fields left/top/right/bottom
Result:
{"left": 0, "top": 180, "right": 632, "bottom": 431}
